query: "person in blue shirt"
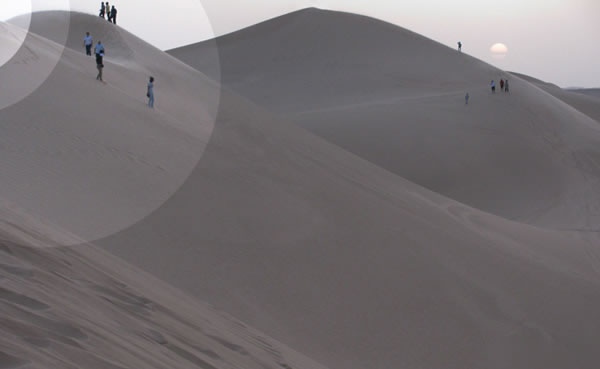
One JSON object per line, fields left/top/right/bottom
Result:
{"left": 147, "top": 77, "right": 155, "bottom": 108}
{"left": 84, "top": 32, "right": 93, "bottom": 56}
{"left": 99, "top": 2, "right": 105, "bottom": 18}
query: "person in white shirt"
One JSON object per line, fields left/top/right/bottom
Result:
{"left": 84, "top": 32, "right": 93, "bottom": 56}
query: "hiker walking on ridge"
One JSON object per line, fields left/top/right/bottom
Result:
{"left": 147, "top": 77, "right": 155, "bottom": 108}
{"left": 110, "top": 6, "right": 117, "bottom": 25}
{"left": 491, "top": 80, "right": 496, "bottom": 93}
{"left": 99, "top": 2, "right": 105, "bottom": 18}
{"left": 458, "top": 41, "right": 462, "bottom": 53}
{"left": 84, "top": 32, "right": 93, "bottom": 56}
{"left": 95, "top": 41, "right": 105, "bottom": 82}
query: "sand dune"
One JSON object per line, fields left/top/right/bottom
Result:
{"left": 511, "top": 72, "right": 600, "bottom": 124}
{"left": 0, "top": 206, "right": 329, "bottom": 369}
{"left": 1, "top": 12, "right": 218, "bottom": 243}
{"left": 3, "top": 9, "right": 600, "bottom": 369}
{"left": 170, "top": 8, "right": 600, "bottom": 230}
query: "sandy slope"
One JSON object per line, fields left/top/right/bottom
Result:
{"left": 3, "top": 9, "right": 600, "bottom": 369}
{"left": 0, "top": 205, "right": 329, "bottom": 369}
{"left": 1, "top": 12, "right": 218, "bottom": 243}
{"left": 169, "top": 8, "right": 600, "bottom": 230}
{"left": 511, "top": 72, "right": 600, "bottom": 124}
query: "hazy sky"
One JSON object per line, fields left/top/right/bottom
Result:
{"left": 3, "top": 0, "right": 599, "bottom": 87}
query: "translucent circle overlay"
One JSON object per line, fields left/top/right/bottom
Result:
{"left": 0, "top": 0, "right": 221, "bottom": 246}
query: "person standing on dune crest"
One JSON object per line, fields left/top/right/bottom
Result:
{"left": 147, "top": 77, "right": 155, "bottom": 108}
{"left": 106, "top": 2, "right": 111, "bottom": 21}
{"left": 99, "top": 2, "right": 105, "bottom": 18}
{"left": 458, "top": 41, "right": 462, "bottom": 53}
{"left": 111, "top": 6, "right": 117, "bottom": 25}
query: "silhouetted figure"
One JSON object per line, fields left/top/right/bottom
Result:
{"left": 84, "top": 32, "right": 93, "bottom": 56}
{"left": 457, "top": 41, "right": 462, "bottom": 53}
{"left": 491, "top": 80, "right": 496, "bottom": 93}
{"left": 106, "top": 2, "right": 111, "bottom": 21}
{"left": 465, "top": 92, "right": 470, "bottom": 105}
{"left": 147, "top": 77, "right": 155, "bottom": 108}
{"left": 110, "top": 6, "right": 117, "bottom": 25}
{"left": 500, "top": 79, "right": 505, "bottom": 90}
{"left": 505, "top": 79, "right": 509, "bottom": 93}
{"left": 99, "top": 2, "right": 105, "bottom": 18}
{"left": 95, "top": 41, "right": 105, "bottom": 81}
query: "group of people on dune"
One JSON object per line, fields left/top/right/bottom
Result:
{"left": 83, "top": 29, "right": 154, "bottom": 108}
{"left": 99, "top": 2, "right": 117, "bottom": 24}
{"left": 458, "top": 42, "right": 511, "bottom": 105}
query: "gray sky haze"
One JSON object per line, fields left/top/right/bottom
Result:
{"left": 3, "top": 0, "right": 599, "bottom": 87}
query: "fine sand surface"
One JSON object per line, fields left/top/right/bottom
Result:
{"left": 2, "top": 11, "right": 218, "bottom": 243}
{"left": 3, "top": 9, "right": 600, "bottom": 369}
{"left": 0, "top": 205, "right": 329, "bottom": 369}
{"left": 170, "top": 8, "right": 600, "bottom": 231}
{"left": 511, "top": 72, "right": 600, "bottom": 124}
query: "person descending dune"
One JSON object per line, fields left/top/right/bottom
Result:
{"left": 491, "top": 80, "right": 496, "bottom": 93}
{"left": 505, "top": 79, "right": 510, "bottom": 93}
{"left": 457, "top": 41, "right": 462, "bottom": 53}
{"left": 147, "top": 76, "right": 155, "bottom": 108}
{"left": 84, "top": 32, "right": 93, "bottom": 56}
{"left": 465, "top": 92, "right": 470, "bottom": 104}
{"left": 95, "top": 41, "right": 105, "bottom": 81}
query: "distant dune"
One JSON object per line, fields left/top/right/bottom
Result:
{"left": 3, "top": 9, "right": 600, "bottom": 369}
{"left": 170, "top": 8, "right": 600, "bottom": 231}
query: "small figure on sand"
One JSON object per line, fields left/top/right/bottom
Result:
{"left": 457, "top": 41, "right": 462, "bottom": 53}
{"left": 465, "top": 92, "right": 469, "bottom": 105}
{"left": 110, "top": 6, "right": 117, "bottom": 25}
{"left": 504, "top": 79, "right": 509, "bottom": 93}
{"left": 147, "top": 77, "right": 155, "bottom": 108}
{"left": 500, "top": 79, "right": 505, "bottom": 91}
{"left": 95, "top": 41, "right": 105, "bottom": 82}
{"left": 84, "top": 32, "right": 93, "bottom": 56}
{"left": 99, "top": 2, "right": 106, "bottom": 18}
{"left": 491, "top": 80, "right": 496, "bottom": 93}
{"left": 105, "top": 2, "right": 111, "bottom": 21}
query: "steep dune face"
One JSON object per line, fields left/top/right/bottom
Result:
{"left": 169, "top": 8, "right": 600, "bottom": 230}
{"left": 0, "top": 208, "right": 329, "bottom": 369}
{"left": 1, "top": 12, "right": 218, "bottom": 243}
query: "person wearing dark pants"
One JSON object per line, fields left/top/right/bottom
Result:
{"left": 84, "top": 32, "right": 93, "bottom": 56}
{"left": 111, "top": 6, "right": 117, "bottom": 25}
{"left": 95, "top": 41, "right": 105, "bottom": 81}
